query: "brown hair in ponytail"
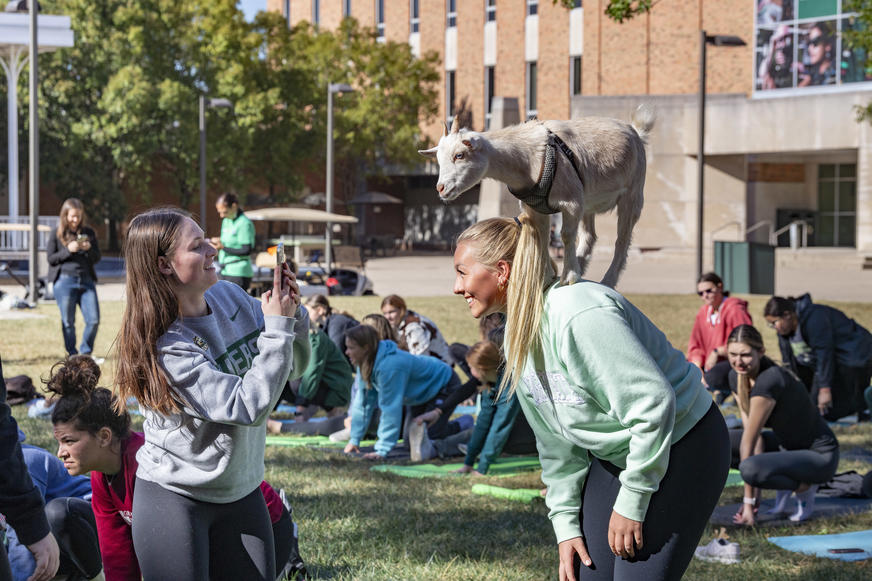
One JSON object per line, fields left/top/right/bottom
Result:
{"left": 45, "top": 355, "right": 130, "bottom": 439}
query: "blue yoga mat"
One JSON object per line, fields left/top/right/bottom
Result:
{"left": 768, "top": 529, "right": 872, "bottom": 562}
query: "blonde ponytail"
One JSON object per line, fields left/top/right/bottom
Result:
{"left": 457, "top": 215, "right": 557, "bottom": 398}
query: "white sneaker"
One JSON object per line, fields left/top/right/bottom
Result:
{"left": 457, "top": 443, "right": 468, "bottom": 455}
{"left": 328, "top": 427, "right": 351, "bottom": 442}
{"left": 408, "top": 421, "right": 434, "bottom": 462}
{"left": 694, "top": 538, "right": 740, "bottom": 564}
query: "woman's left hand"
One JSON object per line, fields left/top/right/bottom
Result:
{"left": 362, "top": 452, "right": 382, "bottom": 460}
{"left": 608, "top": 511, "right": 643, "bottom": 559}
{"left": 732, "top": 503, "right": 756, "bottom": 526}
{"left": 414, "top": 410, "right": 440, "bottom": 425}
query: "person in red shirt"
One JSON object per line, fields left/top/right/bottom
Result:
{"left": 688, "top": 273, "right": 753, "bottom": 404}
{"left": 46, "top": 355, "right": 308, "bottom": 581}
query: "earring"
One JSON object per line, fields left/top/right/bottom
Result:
{"left": 497, "top": 279, "right": 506, "bottom": 292}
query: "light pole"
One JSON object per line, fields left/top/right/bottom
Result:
{"left": 199, "top": 95, "right": 232, "bottom": 234}
{"left": 697, "top": 31, "right": 745, "bottom": 279}
{"left": 325, "top": 82, "right": 353, "bottom": 272}
{"left": 27, "top": 0, "right": 38, "bottom": 301}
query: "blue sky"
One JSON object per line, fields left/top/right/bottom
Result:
{"left": 238, "top": 0, "right": 265, "bottom": 21}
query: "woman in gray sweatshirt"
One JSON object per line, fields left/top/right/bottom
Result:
{"left": 112, "top": 209, "right": 310, "bottom": 581}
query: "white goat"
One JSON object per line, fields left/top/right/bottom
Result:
{"left": 419, "top": 106, "right": 655, "bottom": 288}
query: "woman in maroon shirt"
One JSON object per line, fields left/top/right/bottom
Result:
{"left": 47, "top": 355, "right": 307, "bottom": 581}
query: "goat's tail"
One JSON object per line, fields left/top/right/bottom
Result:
{"left": 630, "top": 103, "right": 656, "bottom": 143}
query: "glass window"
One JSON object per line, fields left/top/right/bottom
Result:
{"left": 839, "top": 181, "right": 856, "bottom": 212}
{"left": 526, "top": 61, "right": 538, "bottom": 117}
{"left": 574, "top": 0, "right": 582, "bottom": 7}
{"left": 819, "top": 163, "right": 835, "bottom": 178}
{"left": 376, "top": 0, "right": 385, "bottom": 38}
{"left": 486, "top": 0, "right": 496, "bottom": 22}
{"left": 818, "top": 181, "right": 835, "bottom": 212}
{"left": 571, "top": 56, "right": 582, "bottom": 96}
{"left": 410, "top": 0, "right": 419, "bottom": 33}
{"left": 343, "top": 0, "right": 352, "bottom": 18}
{"left": 798, "top": 0, "right": 838, "bottom": 20}
{"left": 313, "top": 0, "right": 320, "bottom": 26}
{"left": 447, "top": 0, "right": 456, "bottom": 27}
{"left": 485, "top": 66, "right": 495, "bottom": 129}
{"left": 447, "top": 70, "right": 456, "bottom": 119}
{"left": 527, "top": 0, "right": 538, "bottom": 16}
{"left": 816, "top": 163, "right": 857, "bottom": 247}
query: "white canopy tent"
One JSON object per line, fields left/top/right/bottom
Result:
{"left": 245, "top": 207, "right": 359, "bottom": 224}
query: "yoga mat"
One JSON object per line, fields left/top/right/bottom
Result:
{"left": 265, "top": 435, "right": 376, "bottom": 448}
{"left": 370, "top": 456, "right": 540, "bottom": 479}
{"left": 711, "top": 497, "right": 872, "bottom": 527}
{"left": 453, "top": 405, "right": 478, "bottom": 416}
{"left": 471, "top": 484, "right": 542, "bottom": 503}
{"left": 768, "top": 529, "right": 872, "bottom": 562}
{"left": 724, "top": 469, "right": 744, "bottom": 487}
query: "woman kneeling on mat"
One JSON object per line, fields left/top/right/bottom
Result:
{"left": 342, "top": 324, "right": 463, "bottom": 461}
{"left": 727, "top": 324, "right": 839, "bottom": 525}
{"left": 453, "top": 216, "right": 729, "bottom": 581}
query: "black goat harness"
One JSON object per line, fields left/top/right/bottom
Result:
{"left": 507, "top": 128, "right": 585, "bottom": 215}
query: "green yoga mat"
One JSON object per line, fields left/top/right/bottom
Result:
{"left": 471, "top": 484, "right": 542, "bottom": 503}
{"left": 371, "top": 456, "right": 540, "bottom": 478}
{"left": 725, "top": 469, "right": 744, "bottom": 487}
{"left": 265, "top": 435, "right": 376, "bottom": 448}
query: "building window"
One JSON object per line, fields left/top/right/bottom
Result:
{"left": 485, "top": 66, "right": 495, "bottom": 129}
{"left": 343, "top": 0, "right": 352, "bottom": 18}
{"left": 574, "top": 0, "right": 582, "bottom": 7}
{"left": 447, "top": 0, "right": 457, "bottom": 28}
{"left": 486, "top": 0, "right": 496, "bottom": 22}
{"left": 284, "top": 0, "right": 290, "bottom": 27}
{"left": 447, "top": 70, "right": 456, "bottom": 119}
{"left": 410, "top": 0, "right": 419, "bottom": 33}
{"left": 817, "top": 164, "right": 856, "bottom": 247}
{"left": 527, "top": 0, "right": 538, "bottom": 16}
{"left": 571, "top": 56, "right": 582, "bottom": 96}
{"left": 312, "top": 0, "right": 320, "bottom": 27}
{"left": 375, "top": 0, "right": 385, "bottom": 38}
{"left": 526, "top": 62, "right": 538, "bottom": 118}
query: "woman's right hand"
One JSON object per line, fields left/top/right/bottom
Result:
{"left": 66, "top": 240, "right": 80, "bottom": 253}
{"left": 732, "top": 504, "right": 756, "bottom": 526}
{"left": 344, "top": 443, "right": 360, "bottom": 454}
{"left": 260, "top": 262, "right": 299, "bottom": 317}
{"left": 558, "top": 536, "right": 592, "bottom": 581}
{"left": 414, "top": 409, "right": 440, "bottom": 425}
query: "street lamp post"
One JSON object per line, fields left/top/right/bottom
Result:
{"left": 325, "top": 82, "right": 353, "bottom": 272}
{"left": 199, "top": 95, "right": 232, "bottom": 234}
{"left": 697, "top": 31, "right": 745, "bottom": 279}
{"left": 27, "top": 0, "right": 38, "bottom": 301}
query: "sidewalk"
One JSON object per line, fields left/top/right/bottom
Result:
{"left": 2, "top": 249, "right": 869, "bottom": 303}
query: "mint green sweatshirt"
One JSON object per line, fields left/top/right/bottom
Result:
{"left": 514, "top": 281, "right": 711, "bottom": 543}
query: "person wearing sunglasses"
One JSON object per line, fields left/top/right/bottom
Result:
{"left": 764, "top": 294, "right": 872, "bottom": 421}
{"left": 798, "top": 22, "right": 836, "bottom": 87}
{"left": 687, "top": 272, "right": 753, "bottom": 404}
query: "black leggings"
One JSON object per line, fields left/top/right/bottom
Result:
{"left": 408, "top": 371, "right": 463, "bottom": 440}
{"left": 737, "top": 427, "right": 839, "bottom": 490}
{"left": 132, "top": 479, "right": 275, "bottom": 581}
{"left": 576, "top": 403, "right": 729, "bottom": 580}
{"left": 45, "top": 497, "right": 102, "bottom": 579}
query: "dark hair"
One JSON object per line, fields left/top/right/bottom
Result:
{"left": 306, "top": 294, "right": 332, "bottom": 314}
{"left": 764, "top": 296, "right": 796, "bottom": 318}
{"left": 46, "top": 355, "right": 131, "bottom": 439}
{"left": 726, "top": 324, "right": 764, "bottom": 352}
{"left": 216, "top": 192, "right": 240, "bottom": 209}
{"left": 697, "top": 272, "right": 730, "bottom": 296}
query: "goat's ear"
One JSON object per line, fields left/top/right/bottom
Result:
{"left": 418, "top": 146, "right": 439, "bottom": 158}
{"left": 450, "top": 115, "right": 460, "bottom": 134}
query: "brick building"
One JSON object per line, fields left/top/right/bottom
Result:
{"left": 271, "top": 1, "right": 872, "bottom": 270}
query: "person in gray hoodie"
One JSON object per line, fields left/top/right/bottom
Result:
{"left": 112, "top": 209, "right": 310, "bottom": 581}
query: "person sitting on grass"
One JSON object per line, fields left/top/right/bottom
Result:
{"left": 46, "top": 355, "right": 309, "bottom": 581}
{"left": 380, "top": 294, "right": 454, "bottom": 365}
{"left": 687, "top": 272, "right": 752, "bottom": 404}
{"left": 267, "top": 325, "right": 353, "bottom": 435}
{"left": 342, "top": 324, "right": 463, "bottom": 461}
{"left": 765, "top": 294, "right": 872, "bottom": 421}
{"left": 727, "top": 324, "right": 839, "bottom": 525}
{"left": 306, "top": 294, "right": 359, "bottom": 353}
{"left": 414, "top": 340, "right": 536, "bottom": 469}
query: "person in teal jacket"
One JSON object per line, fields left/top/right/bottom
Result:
{"left": 211, "top": 192, "right": 255, "bottom": 291}
{"left": 342, "top": 325, "right": 462, "bottom": 459}
{"left": 453, "top": 216, "right": 729, "bottom": 581}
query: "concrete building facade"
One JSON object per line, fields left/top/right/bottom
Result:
{"left": 271, "top": 0, "right": 872, "bottom": 268}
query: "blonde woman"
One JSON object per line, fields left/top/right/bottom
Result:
{"left": 726, "top": 324, "right": 839, "bottom": 525}
{"left": 46, "top": 198, "right": 102, "bottom": 357}
{"left": 113, "top": 208, "right": 310, "bottom": 580}
{"left": 452, "top": 216, "right": 728, "bottom": 581}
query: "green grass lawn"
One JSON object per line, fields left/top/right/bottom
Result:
{"left": 5, "top": 293, "right": 872, "bottom": 580}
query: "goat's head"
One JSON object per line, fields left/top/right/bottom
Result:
{"left": 418, "top": 117, "right": 489, "bottom": 202}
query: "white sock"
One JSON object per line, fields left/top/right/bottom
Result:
{"left": 766, "top": 489, "right": 792, "bottom": 515}
{"left": 789, "top": 485, "right": 818, "bottom": 522}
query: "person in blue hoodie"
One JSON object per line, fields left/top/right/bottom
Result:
{"left": 342, "top": 324, "right": 462, "bottom": 460}
{"left": 764, "top": 294, "right": 872, "bottom": 421}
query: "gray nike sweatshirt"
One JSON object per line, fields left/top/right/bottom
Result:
{"left": 136, "top": 281, "right": 310, "bottom": 503}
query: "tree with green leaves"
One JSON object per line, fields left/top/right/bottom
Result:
{"left": 843, "top": 0, "right": 872, "bottom": 123}
{"left": 553, "top": 0, "right": 655, "bottom": 23}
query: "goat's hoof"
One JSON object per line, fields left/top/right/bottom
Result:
{"left": 561, "top": 270, "right": 581, "bottom": 286}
